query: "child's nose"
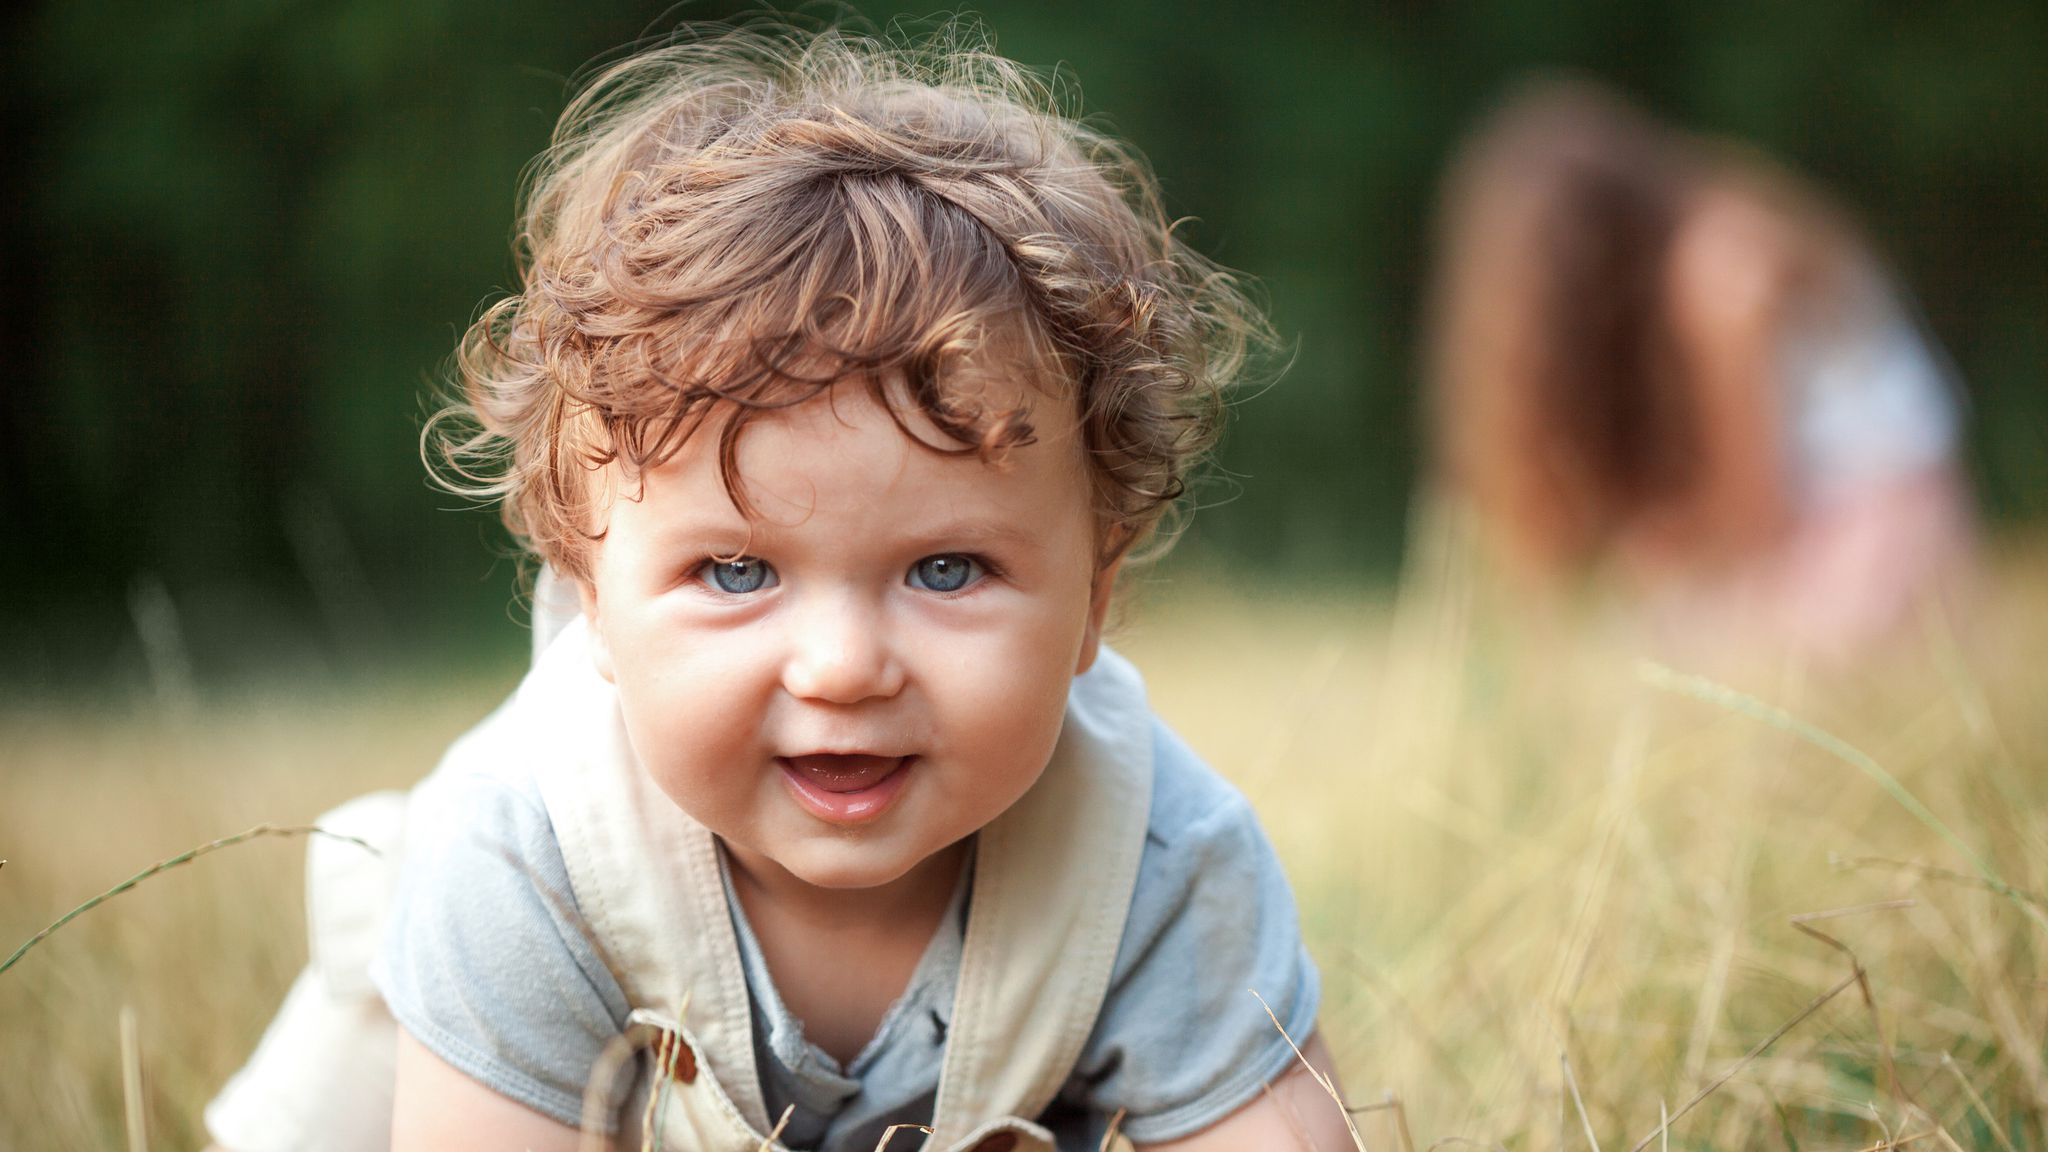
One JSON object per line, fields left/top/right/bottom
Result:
{"left": 780, "top": 591, "right": 905, "bottom": 704}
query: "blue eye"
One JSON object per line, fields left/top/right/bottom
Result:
{"left": 704, "top": 557, "right": 776, "bottom": 595}
{"left": 908, "top": 554, "right": 981, "bottom": 593}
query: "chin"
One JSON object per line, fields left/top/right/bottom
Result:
{"left": 778, "top": 843, "right": 928, "bottom": 892}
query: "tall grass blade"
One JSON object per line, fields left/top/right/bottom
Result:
{"left": 120, "top": 1004, "right": 147, "bottom": 1152}
{"left": 1636, "top": 661, "right": 2048, "bottom": 934}
{"left": 0, "top": 824, "right": 378, "bottom": 976}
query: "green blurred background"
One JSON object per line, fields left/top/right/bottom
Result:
{"left": 3, "top": 0, "right": 2043, "bottom": 693}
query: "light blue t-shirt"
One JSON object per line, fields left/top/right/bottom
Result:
{"left": 371, "top": 717, "right": 1320, "bottom": 1150}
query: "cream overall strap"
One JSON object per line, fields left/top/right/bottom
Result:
{"left": 526, "top": 619, "right": 776, "bottom": 1137}
{"left": 926, "top": 647, "right": 1154, "bottom": 1149}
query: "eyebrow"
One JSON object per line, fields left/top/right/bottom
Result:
{"left": 905, "top": 519, "right": 1036, "bottom": 548}
{"left": 632, "top": 511, "right": 753, "bottom": 555}
{"left": 641, "top": 513, "right": 1036, "bottom": 555}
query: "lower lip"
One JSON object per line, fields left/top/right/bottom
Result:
{"left": 776, "top": 756, "right": 914, "bottom": 826}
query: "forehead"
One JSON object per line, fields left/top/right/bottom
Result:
{"left": 619, "top": 373, "right": 1089, "bottom": 536}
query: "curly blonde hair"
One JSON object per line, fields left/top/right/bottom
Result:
{"left": 428, "top": 22, "right": 1269, "bottom": 583}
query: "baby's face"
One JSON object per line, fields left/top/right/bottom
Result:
{"left": 578, "top": 376, "right": 1113, "bottom": 895}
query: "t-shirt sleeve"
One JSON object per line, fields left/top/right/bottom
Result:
{"left": 369, "top": 763, "right": 633, "bottom": 1129}
{"left": 1058, "top": 722, "right": 1323, "bottom": 1145}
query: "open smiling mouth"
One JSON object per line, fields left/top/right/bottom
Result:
{"left": 776, "top": 754, "right": 914, "bottom": 825}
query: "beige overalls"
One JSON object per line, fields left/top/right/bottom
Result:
{"left": 208, "top": 610, "right": 1156, "bottom": 1152}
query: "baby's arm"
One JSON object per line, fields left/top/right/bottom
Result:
{"left": 392, "top": 1027, "right": 584, "bottom": 1152}
{"left": 1063, "top": 723, "right": 1336, "bottom": 1148}
{"left": 373, "top": 764, "right": 636, "bottom": 1142}
{"left": 1133, "top": 1032, "right": 1355, "bottom": 1151}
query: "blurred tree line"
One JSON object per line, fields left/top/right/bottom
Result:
{"left": 2, "top": 0, "right": 2043, "bottom": 689}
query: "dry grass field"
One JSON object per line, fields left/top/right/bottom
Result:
{"left": 4, "top": 538, "right": 2045, "bottom": 1150}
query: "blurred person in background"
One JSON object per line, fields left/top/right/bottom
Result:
{"left": 1423, "top": 77, "right": 1974, "bottom": 661}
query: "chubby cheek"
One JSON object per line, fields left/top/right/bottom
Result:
{"left": 607, "top": 638, "right": 773, "bottom": 827}
{"left": 928, "top": 621, "right": 1083, "bottom": 819}
{"left": 625, "top": 715, "right": 770, "bottom": 841}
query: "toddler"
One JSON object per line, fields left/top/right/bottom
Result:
{"left": 206, "top": 24, "right": 1343, "bottom": 1152}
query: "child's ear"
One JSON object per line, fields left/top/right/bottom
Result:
{"left": 577, "top": 577, "right": 617, "bottom": 683}
{"left": 1074, "top": 557, "right": 1123, "bottom": 675}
